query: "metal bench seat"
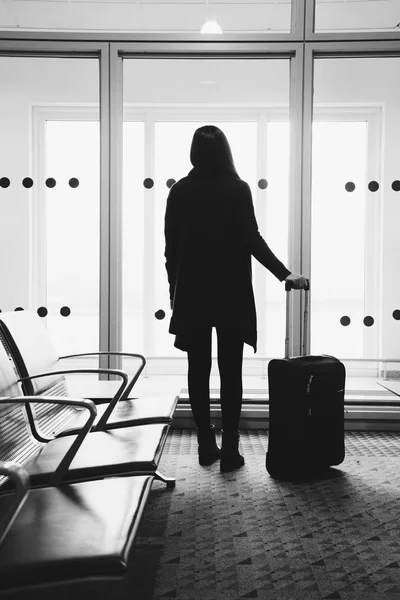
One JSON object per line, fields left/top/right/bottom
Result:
{"left": 19, "top": 421, "right": 172, "bottom": 487}
{"left": 0, "top": 346, "right": 175, "bottom": 490}
{"left": 0, "top": 461, "right": 154, "bottom": 593}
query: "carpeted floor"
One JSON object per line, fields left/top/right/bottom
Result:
{"left": 125, "top": 430, "right": 400, "bottom": 600}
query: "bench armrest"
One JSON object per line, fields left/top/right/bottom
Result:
{"left": 0, "top": 396, "right": 97, "bottom": 487}
{"left": 18, "top": 368, "right": 129, "bottom": 440}
{"left": 0, "top": 461, "right": 30, "bottom": 546}
{"left": 59, "top": 352, "right": 146, "bottom": 400}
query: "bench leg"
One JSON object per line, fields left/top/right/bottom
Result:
{"left": 155, "top": 470, "right": 176, "bottom": 489}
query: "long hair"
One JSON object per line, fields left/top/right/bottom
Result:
{"left": 189, "top": 125, "right": 239, "bottom": 177}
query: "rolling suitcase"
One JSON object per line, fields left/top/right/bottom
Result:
{"left": 266, "top": 282, "right": 346, "bottom": 479}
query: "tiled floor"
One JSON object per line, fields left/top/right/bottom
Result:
{"left": 129, "top": 430, "right": 400, "bottom": 600}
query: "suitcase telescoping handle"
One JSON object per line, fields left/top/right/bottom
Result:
{"left": 284, "top": 280, "right": 310, "bottom": 359}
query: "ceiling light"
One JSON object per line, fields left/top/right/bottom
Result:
{"left": 200, "top": 18, "right": 223, "bottom": 34}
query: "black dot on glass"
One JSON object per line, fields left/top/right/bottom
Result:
{"left": 60, "top": 306, "right": 71, "bottom": 317}
{"left": 345, "top": 182, "right": 356, "bottom": 192}
{"left": 143, "top": 178, "right": 154, "bottom": 189}
{"left": 393, "top": 310, "right": 400, "bottom": 321}
{"left": 166, "top": 179, "right": 176, "bottom": 189}
{"left": 37, "top": 306, "right": 48, "bottom": 318}
{"left": 258, "top": 179, "right": 268, "bottom": 190}
{"left": 392, "top": 180, "right": 400, "bottom": 192}
{"left": 46, "top": 178, "right": 56, "bottom": 188}
{"left": 155, "top": 309, "right": 166, "bottom": 320}
{"left": 14, "top": 307, "right": 24, "bottom": 312}
{"left": 0, "top": 177, "right": 10, "bottom": 188}
{"left": 368, "top": 181, "right": 379, "bottom": 192}
{"left": 69, "top": 178, "right": 79, "bottom": 188}
{"left": 22, "top": 177, "right": 34, "bottom": 189}
{"left": 363, "top": 316, "right": 374, "bottom": 327}
{"left": 340, "top": 316, "right": 351, "bottom": 326}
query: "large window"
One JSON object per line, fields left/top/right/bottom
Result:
{"left": 1, "top": 28, "right": 400, "bottom": 410}
{"left": 122, "top": 57, "right": 291, "bottom": 374}
{"left": 121, "top": 112, "right": 290, "bottom": 369}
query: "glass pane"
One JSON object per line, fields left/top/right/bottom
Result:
{"left": 311, "top": 121, "right": 367, "bottom": 357}
{"left": 0, "top": 57, "right": 99, "bottom": 355}
{"left": 315, "top": 0, "right": 400, "bottom": 32}
{"left": 122, "top": 122, "right": 145, "bottom": 354}
{"left": 311, "top": 57, "right": 400, "bottom": 363}
{"left": 46, "top": 121, "right": 100, "bottom": 354}
{"left": 0, "top": 1, "right": 292, "bottom": 33}
{"left": 264, "top": 121, "right": 290, "bottom": 358}
{"left": 122, "top": 59, "right": 291, "bottom": 370}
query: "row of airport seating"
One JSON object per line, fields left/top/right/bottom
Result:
{"left": 0, "top": 310, "right": 180, "bottom": 597}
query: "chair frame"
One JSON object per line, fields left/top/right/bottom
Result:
{"left": 0, "top": 395, "right": 97, "bottom": 487}
{"left": 18, "top": 368, "right": 128, "bottom": 440}
{"left": 0, "top": 461, "right": 30, "bottom": 546}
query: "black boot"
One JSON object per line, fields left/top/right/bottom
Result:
{"left": 197, "top": 425, "right": 221, "bottom": 466}
{"left": 220, "top": 429, "right": 245, "bottom": 472}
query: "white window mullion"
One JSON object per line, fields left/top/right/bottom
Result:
{"left": 99, "top": 44, "right": 112, "bottom": 373}
{"left": 365, "top": 109, "right": 383, "bottom": 360}
{"left": 254, "top": 113, "right": 268, "bottom": 359}
{"left": 290, "top": 46, "right": 308, "bottom": 357}
{"left": 108, "top": 44, "right": 123, "bottom": 371}
{"left": 31, "top": 109, "right": 47, "bottom": 313}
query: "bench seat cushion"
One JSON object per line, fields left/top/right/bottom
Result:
{"left": 0, "top": 475, "right": 153, "bottom": 590}
{"left": 59, "top": 394, "right": 179, "bottom": 434}
{"left": 24, "top": 423, "right": 169, "bottom": 487}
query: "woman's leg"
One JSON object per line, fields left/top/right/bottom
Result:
{"left": 186, "top": 326, "right": 213, "bottom": 429}
{"left": 216, "top": 327, "right": 244, "bottom": 431}
{"left": 187, "top": 326, "right": 221, "bottom": 465}
{"left": 216, "top": 327, "right": 245, "bottom": 472}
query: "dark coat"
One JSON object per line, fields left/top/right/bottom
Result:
{"left": 164, "top": 168, "right": 291, "bottom": 352}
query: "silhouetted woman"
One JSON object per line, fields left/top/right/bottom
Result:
{"left": 164, "top": 125, "right": 308, "bottom": 472}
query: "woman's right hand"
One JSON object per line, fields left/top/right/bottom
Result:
{"left": 285, "top": 273, "right": 310, "bottom": 290}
